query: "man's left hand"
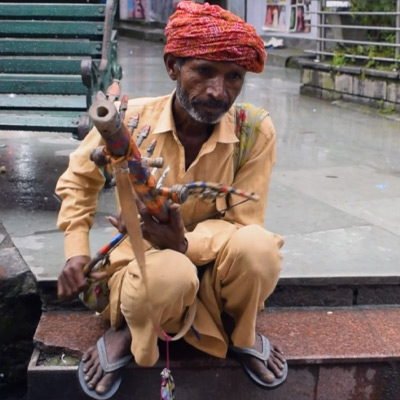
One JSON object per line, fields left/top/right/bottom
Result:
{"left": 108, "top": 201, "right": 187, "bottom": 253}
{"left": 139, "top": 201, "right": 187, "bottom": 253}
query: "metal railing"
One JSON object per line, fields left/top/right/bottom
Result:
{"left": 306, "top": 0, "right": 400, "bottom": 65}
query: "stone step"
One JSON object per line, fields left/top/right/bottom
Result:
{"left": 28, "top": 307, "right": 400, "bottom": 400}
{"left": 37, "top": 277, "right": 400, "bottom": 311}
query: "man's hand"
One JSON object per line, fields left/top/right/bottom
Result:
{"left": 57, "top": 255, "right": 90, "bottom": 299}
{"left": 139, "top": 201, "right": 187, "bottom": 253}
{"left": 107, "top": 213, "right": 127, "bottom": 234}
{"left": 107, "top": 200, "right": 187, "bottom": 253}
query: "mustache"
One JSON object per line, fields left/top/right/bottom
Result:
{"left": 192, "top": 98, "right": 230, "bottom": 111}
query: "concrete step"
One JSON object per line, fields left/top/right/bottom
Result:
{"left": 37, "top": 277, "right": 400, "bottom": 311}
{"left": 28, "top": 306, "right": 400, "bottom": 400}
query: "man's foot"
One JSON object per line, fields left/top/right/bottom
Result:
{"left": 79, "top": 326, "right": 132, "bottom": 398}
{"left": 240, "top": 334, "right": 286, "bottom": 384}
{"left": 229, "top": 333, "right": 288, "bottom": 389}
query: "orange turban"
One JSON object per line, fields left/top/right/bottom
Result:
{"left": 164, "top": 1, "right": 266, "bottom": 73}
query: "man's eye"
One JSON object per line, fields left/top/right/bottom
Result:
{"left": 197, "top": 67, "right": 211, "bottom": 75}
{"left": 229, "top": 73, "right": 243, "bottom": 81}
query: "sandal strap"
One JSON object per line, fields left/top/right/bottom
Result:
{"left": 97, "top": 335, "right": 132, "bottom": 373}
{"left": 230, "top": 334, "right": 270, "bottom": 361}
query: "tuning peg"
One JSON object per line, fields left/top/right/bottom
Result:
{"left": 96, "top": 91, "right": 106, "bottom": 101}
{"left": 106, "top": 80, "right": 121, "bottom": 102}
{"left": 151, "top": 167, "right": 158, "bottom": 176}
{"left": 141, "top": 157, "right": 163, "bottom": 169}
{"left": 156, "top": 166, "right": 170, "bottom": 189}
{"left": 136, "top": 125, "right": 150, "bottom": 147}
{"left": 146, "top": 139, "right": 157, "bottom": 157}
{"left": 127, "top": 113, "right": 140, "bottom": 134}
{"left": 119, "top": 94, "right": 129, "bottom": 120}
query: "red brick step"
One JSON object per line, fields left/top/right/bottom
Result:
{"left": 29, "top": 306, "right": 400, "bottom": 400}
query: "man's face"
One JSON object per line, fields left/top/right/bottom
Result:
{"left": 175, "top": 59, "right": 246, "bottom": 124}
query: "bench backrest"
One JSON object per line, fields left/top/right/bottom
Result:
{"left": 0, "top": 0, "right": 121, "bottom": 139}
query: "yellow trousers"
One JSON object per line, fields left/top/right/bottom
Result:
{"left": 106, "top": 224, "right": 283, "bottom": 366}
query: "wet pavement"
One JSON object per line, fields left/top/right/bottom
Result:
{"left": 0, "top": 36, "right": 399, "bottom": 284}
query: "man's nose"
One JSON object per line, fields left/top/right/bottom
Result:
{"left": 207, "top": 76, "right": 226, "bottom": 100}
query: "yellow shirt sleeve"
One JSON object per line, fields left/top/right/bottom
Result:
{"left": 55, "top": 128, "right": 105, "bottom": 260}
{"left": 185, "top": 115, "right": 277, "bottom": 265}
{"left": 224, "top": 114, "right": 276, "bottom": 226}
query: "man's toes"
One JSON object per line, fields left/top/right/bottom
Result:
{"left": 271, "top": 347, "right": 286, "bottom": 364}
{"left": 82, "top": 345, "right": 96, "bottom": 362}
{"left": 84, "top": 359, "right": 100, "bottom": 382}
{"left": 95, "top": 382, "right": 107, "bottom": 395}
{"left": 87, "top": 366, "right": 104, "bottom": 390}
{"left": 82, "top": 349, "right": 97, "bottom": 373}
{"left": 95, "top": 372, "right": 117, "bottom": 395}
{"left": 267, "top": 358, "right": 284, "bottom": 378}
{"left": 83, "top": 366, "right": 93, "bottom": 382}
{"left": 272, "top": 344, "right": 284, "bottom": 354}
{"left": 82, "top": 358, "right": 93, "bottom": 373}
{"left": 259, "top": 367, "right": 276, "bottom": 384}
{"left": 270, "top": 352, "right": 284, "bottom": 370}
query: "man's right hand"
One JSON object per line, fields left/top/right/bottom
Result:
{"left": 57, "top": 255, "right": 91, "bottom": 299}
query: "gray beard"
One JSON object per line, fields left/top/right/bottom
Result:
{"left": 175, "top": 82, "right": 226, "bottom": 125}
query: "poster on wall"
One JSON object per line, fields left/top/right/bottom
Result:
{"left": 263, "top": 0, "right": 312, "bottom": 33}
{"left": 264, "top": 0, "right": 287, "bottom": 31}
{"left": 289, "top": 0, "right": 312, "bottom": 32}
{"left": 119, "top": 0, "right": 205, "bottom": 22}
{"left": 119, "top": 0, "right": 148, "bottom": 20}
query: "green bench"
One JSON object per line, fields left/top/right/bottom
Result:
{"left": 0, "top": 0, "right": 122, "bottom": 140}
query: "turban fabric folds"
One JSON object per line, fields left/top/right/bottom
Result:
{"left": 164, "top": 1, "right": 266, "bottom": 73}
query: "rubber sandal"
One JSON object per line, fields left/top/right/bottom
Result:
{"left": 78, "top": 332, "right": 132, "bottom": 399}
{"left": 229, "top": 334, "right": 288, "bottom": 389}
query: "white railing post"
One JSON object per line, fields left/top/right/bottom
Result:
{"left": 316, "top": 0, "right": 325, "bottom": 61}
{"left": 396, "top": 0, "right": 400, "bottom": 60}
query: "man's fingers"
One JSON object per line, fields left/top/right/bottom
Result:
{"left": 134, "top": 196, "right": 143, "bottom": 210}
{"left": 170, "top": 202, "right": 181, "bottom": 213}
{"left": 169, "top": 203, "right": 181, "bottom": 220}
{"left": 107, "top": 214, "right": 127, "bottom": 233}
{"left": 57, "top": 274, "right": 79, "bottom": 299}
{"left": 169, "top": 203, "right": 184, "bottom": 228}
{"left": 67, "top": 266, "right": 88, "bottom": 292}
{"left": 57, "top": 275, "right": 68, "bottom": 298}
{"left": 90, "top": 271, "right": 108, "bottom": 280}
{"left": 58, "top": 269, "right": 87, "bottom": 299}
{"left": 106, "top": 216, "right": 119, "bottom": 228}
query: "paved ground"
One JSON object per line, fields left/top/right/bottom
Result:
{"left": 0, "top": 36, "right": 399, "bottom": 286}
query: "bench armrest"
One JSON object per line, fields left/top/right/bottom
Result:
{"left": 99, "top": 0, "right": 117, "bottom": 73}
{"left": 81, "top": 59, "right": 98, "bottom": 90}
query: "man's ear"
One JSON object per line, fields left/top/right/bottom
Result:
{"left": 164, "top": 54, "right": 180, "bottom": 81}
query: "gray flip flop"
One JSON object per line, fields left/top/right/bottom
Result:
{"left": 229, "top": 334, "right": 288, "bottom": 389}
{"left": 78, "top": 333, "right": 132, "bottom": 399}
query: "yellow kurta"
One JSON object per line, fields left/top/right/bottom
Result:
{"left": 56, "top": 92, "right": 283, "bottom": 365}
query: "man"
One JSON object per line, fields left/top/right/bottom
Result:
{"left": 56, "top": 1, "right": 288, "bottom": 398}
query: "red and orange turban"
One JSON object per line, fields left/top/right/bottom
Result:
{"left": 164, "top": 1, "right": 266, "bottom": 73}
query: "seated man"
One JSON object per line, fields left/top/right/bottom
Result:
{"left": 56, "top": 1, "right": 287, "bottom": 398}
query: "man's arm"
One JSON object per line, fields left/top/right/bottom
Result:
{"left": 184, "top": 115, "right": 276, "bottom": 266}
{"left": 224, "top": 115, "right": 276, "bottom": 226}
{"left": 56, "top": 129, "right": 106, "bottom": 298}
